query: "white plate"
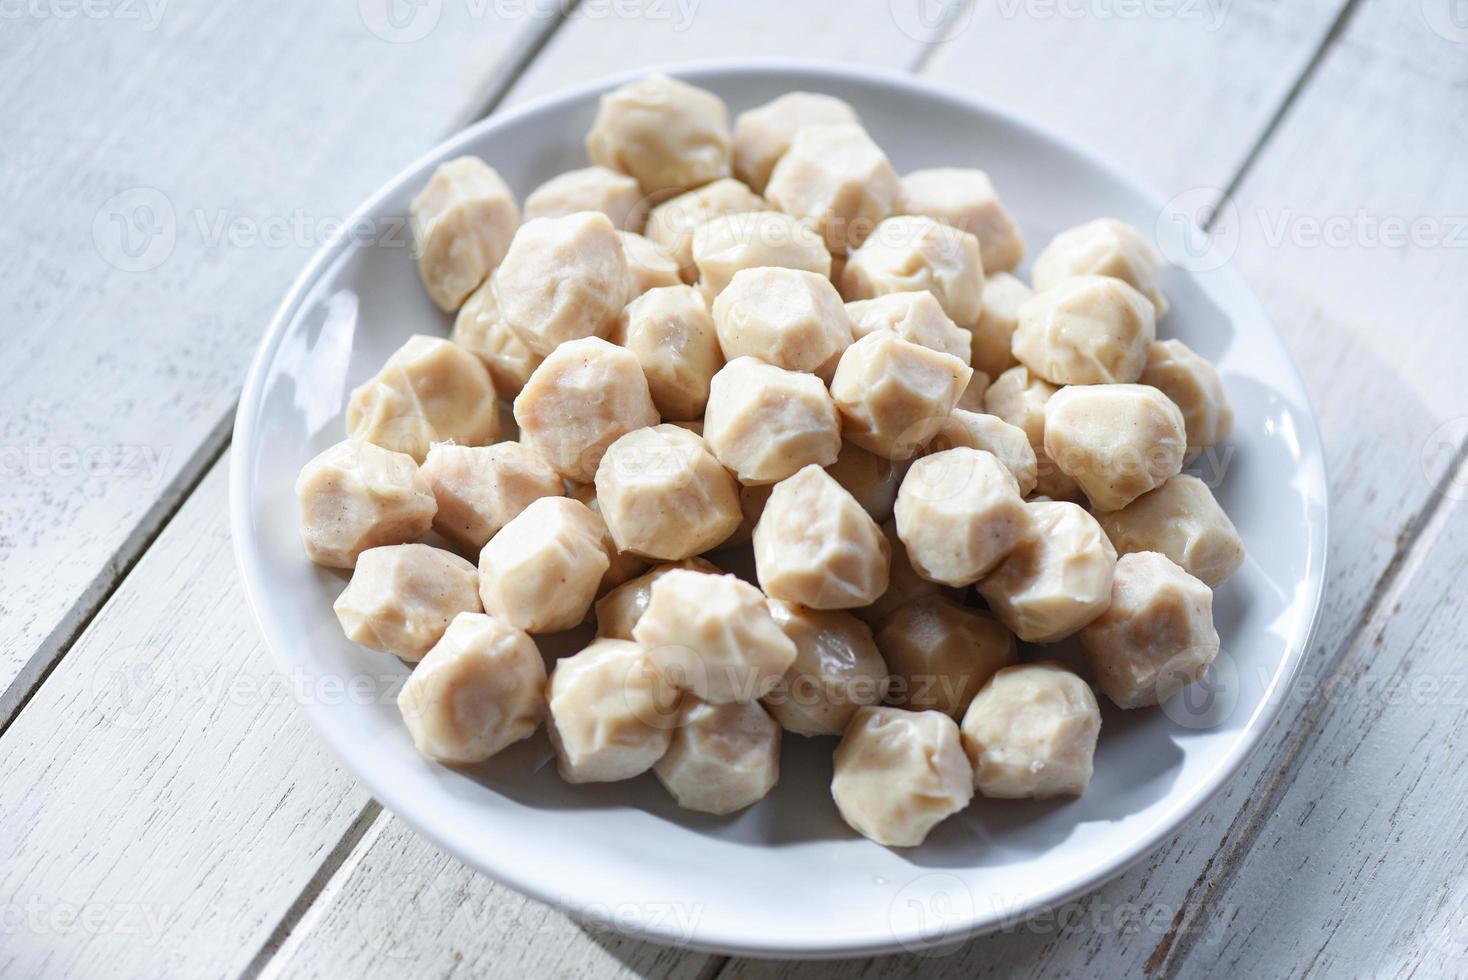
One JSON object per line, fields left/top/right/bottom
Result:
{"left": 230, "top": 61, "right": 1328, "bottom": 958}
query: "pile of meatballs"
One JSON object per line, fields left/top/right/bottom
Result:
{"left": 296, "top": 74, "right": 1245, "bottom": 849}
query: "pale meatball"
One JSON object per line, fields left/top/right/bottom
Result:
{"left": 524, "top": 165, "right": 647, "bottom": 231}
{"left": 899, "top": 167, "right": 1024, "bottom": 274}
{"left": 410, "top": 157, "right": 519, "bottom": 311}
{"left": 614, "top": 284, "right": 723, "bottom": 420}
{"left": 825, "top": 440, "right": 904, "bottom": 524}
{"left": 961, "top": 662, "right": 1100, "bottom": 798}
{"left": 1140, "top": 339, "right": 1233, "bottom": 450}
{"left": 546, "top": 638, "right": 675, "bottom": 783}
{"left": 877, "top": 596, "right": 1017, "bottom": 718}
{"left": 832, "top": 331, "right": 973, "bottom": 460}
{"left": 977, "top": 501, "right": 1117, "bottom": 643}
{"left": 585, "top": 73, "right": 732, "bottom": 195}
{"left": 1044, "top": 384, "right": 1187, "bottom": 512}
{"left": 631, "top": 570, "right": 797, "bottom": 703}
{"left": 618, "top": 231, "right": 683, "bottom": 295}
{"left": 732, "top": 91, "right": 860, "bottom": 193}
{"left": 397, "top": 612, "right": 545, "bottom": 764}
{"left": 296, "top": 440, "right": 436, "bottom": 568}
{"left": 419, "top": 442, "right": 562, "bottom": 553}
{"left": 645, "top": 178, "right": 766, "bottom": 277}
{"left": 966, "top": 271, "right": 1032, "bottom": 378}
{"left": 513, "top": 337, "right": 659, "bottom": 484}
{"left": 1081, "top": 552, "right": 1219, "bottom": 709}
{"left": 1095, "top": 474, "right": 1244, "bottom": 587}
{"left": 712, "top": 267, "right": 852, "bottom": 377}
{"left": 1012, "top": 275, "right": 1156, "bottom": 385}
{"left": 1032, "top": 218, "right": 1168, "bottom": 315}
{"left": 346, "top": 335, "right": 500, "bottom": 462}
{"left": 691, "top": 210, "right": 831, "bottom": 300}
{"left": 594, "top": 424, "right": 742, "bottom": 560}
{"left": 592, "top": 558, "right": 720, "bottom": 640}
{"left": 766, "top": 123, "right": 900, "bottom": 254}
{"left": 567, "top": 484, "right": 651, "bottom": 596}
{"left": 451, "top": 275, "right": 543, "bottom": 399}
{"left": 703, "top": 357, "right": 841, "bottom": 484}
{"left": 334, "top": 544, "right": 481, "bottom": 661}
{"left": 855, "top": 520, "right": 956, "bottom": 628}
{"left": 654, "top": 698, "right": 781, "bottom": 814}
{"left": 831, "top": 706, "right": 973, "bottom": 848}
{"left": 762, "top": 601, "right": 888, "bottom": 736}
{"left": 844, "top": 291, "right": 971, "bottom": 364}
{"left": 753, "top": 465, "right": 890, "bottom": 609}
{"left": 984, "top": 365, "right": 1080, "bottom": 501}
{"left": 476, "top": 497, "right": 609, "bottom": 633}
{"left": 895, "top": 448, "right": 1028, "bottom": 586}
{"left": 495, "top": 212, "right": 631, "bottom": 357}
{"left": 925, "top": 409, "right": 1038, "bottom": 497}
{"left": 841, "top": 215, "right": 984, "bottom": 327}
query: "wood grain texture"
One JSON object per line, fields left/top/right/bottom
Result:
{"left": 1174, "top": 476, "right": 1468, "bottom": 978}
{"left": 258, "top": 813, "right": 712, "bottom": 980}
{"left": 0, "top": 462, "right": 374, "bottom": 980}
{"left": 922, "top": 0, "right": 1349, "bottom": 195}
{"left": 503, "top": 0, "right": 958, "bottom": 105}
{"left": 0, "top": 0, "right": 555, "bottom": 726}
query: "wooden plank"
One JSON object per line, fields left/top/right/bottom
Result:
{"left": 502, "top": 0, "right": 959, "bottom": 105}
{"left": 717, "top": 1, "right": 1468, "bottom": 976}
{"left": 1171, "top": 480, "right": 1468, "bottom": 977}
{"left": 256, "top": 813, "right": 710, "bottom": 980}
{"left": 0, "top": 461, "right": 375, "bottom": 980}
{"left": 922, "top": 0, "right": 1348, "bottom": 195}
{"left": 0, "top": 0, "right": 556, "bottom": 726}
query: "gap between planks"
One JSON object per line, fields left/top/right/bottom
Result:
{"left": 1202, "top": 0, "right": 1367, "bottom": 229}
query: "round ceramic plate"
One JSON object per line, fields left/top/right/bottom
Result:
{"left": 230, "top": 61, "right": 1328, "bottom": 958}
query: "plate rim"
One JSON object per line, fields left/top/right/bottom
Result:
{"left": 229, "top": 57, "right": 1330, "bottom": 959}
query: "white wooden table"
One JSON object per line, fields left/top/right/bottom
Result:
{"left": 4, "top": 1, "right": 1466, "bottom": 976}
